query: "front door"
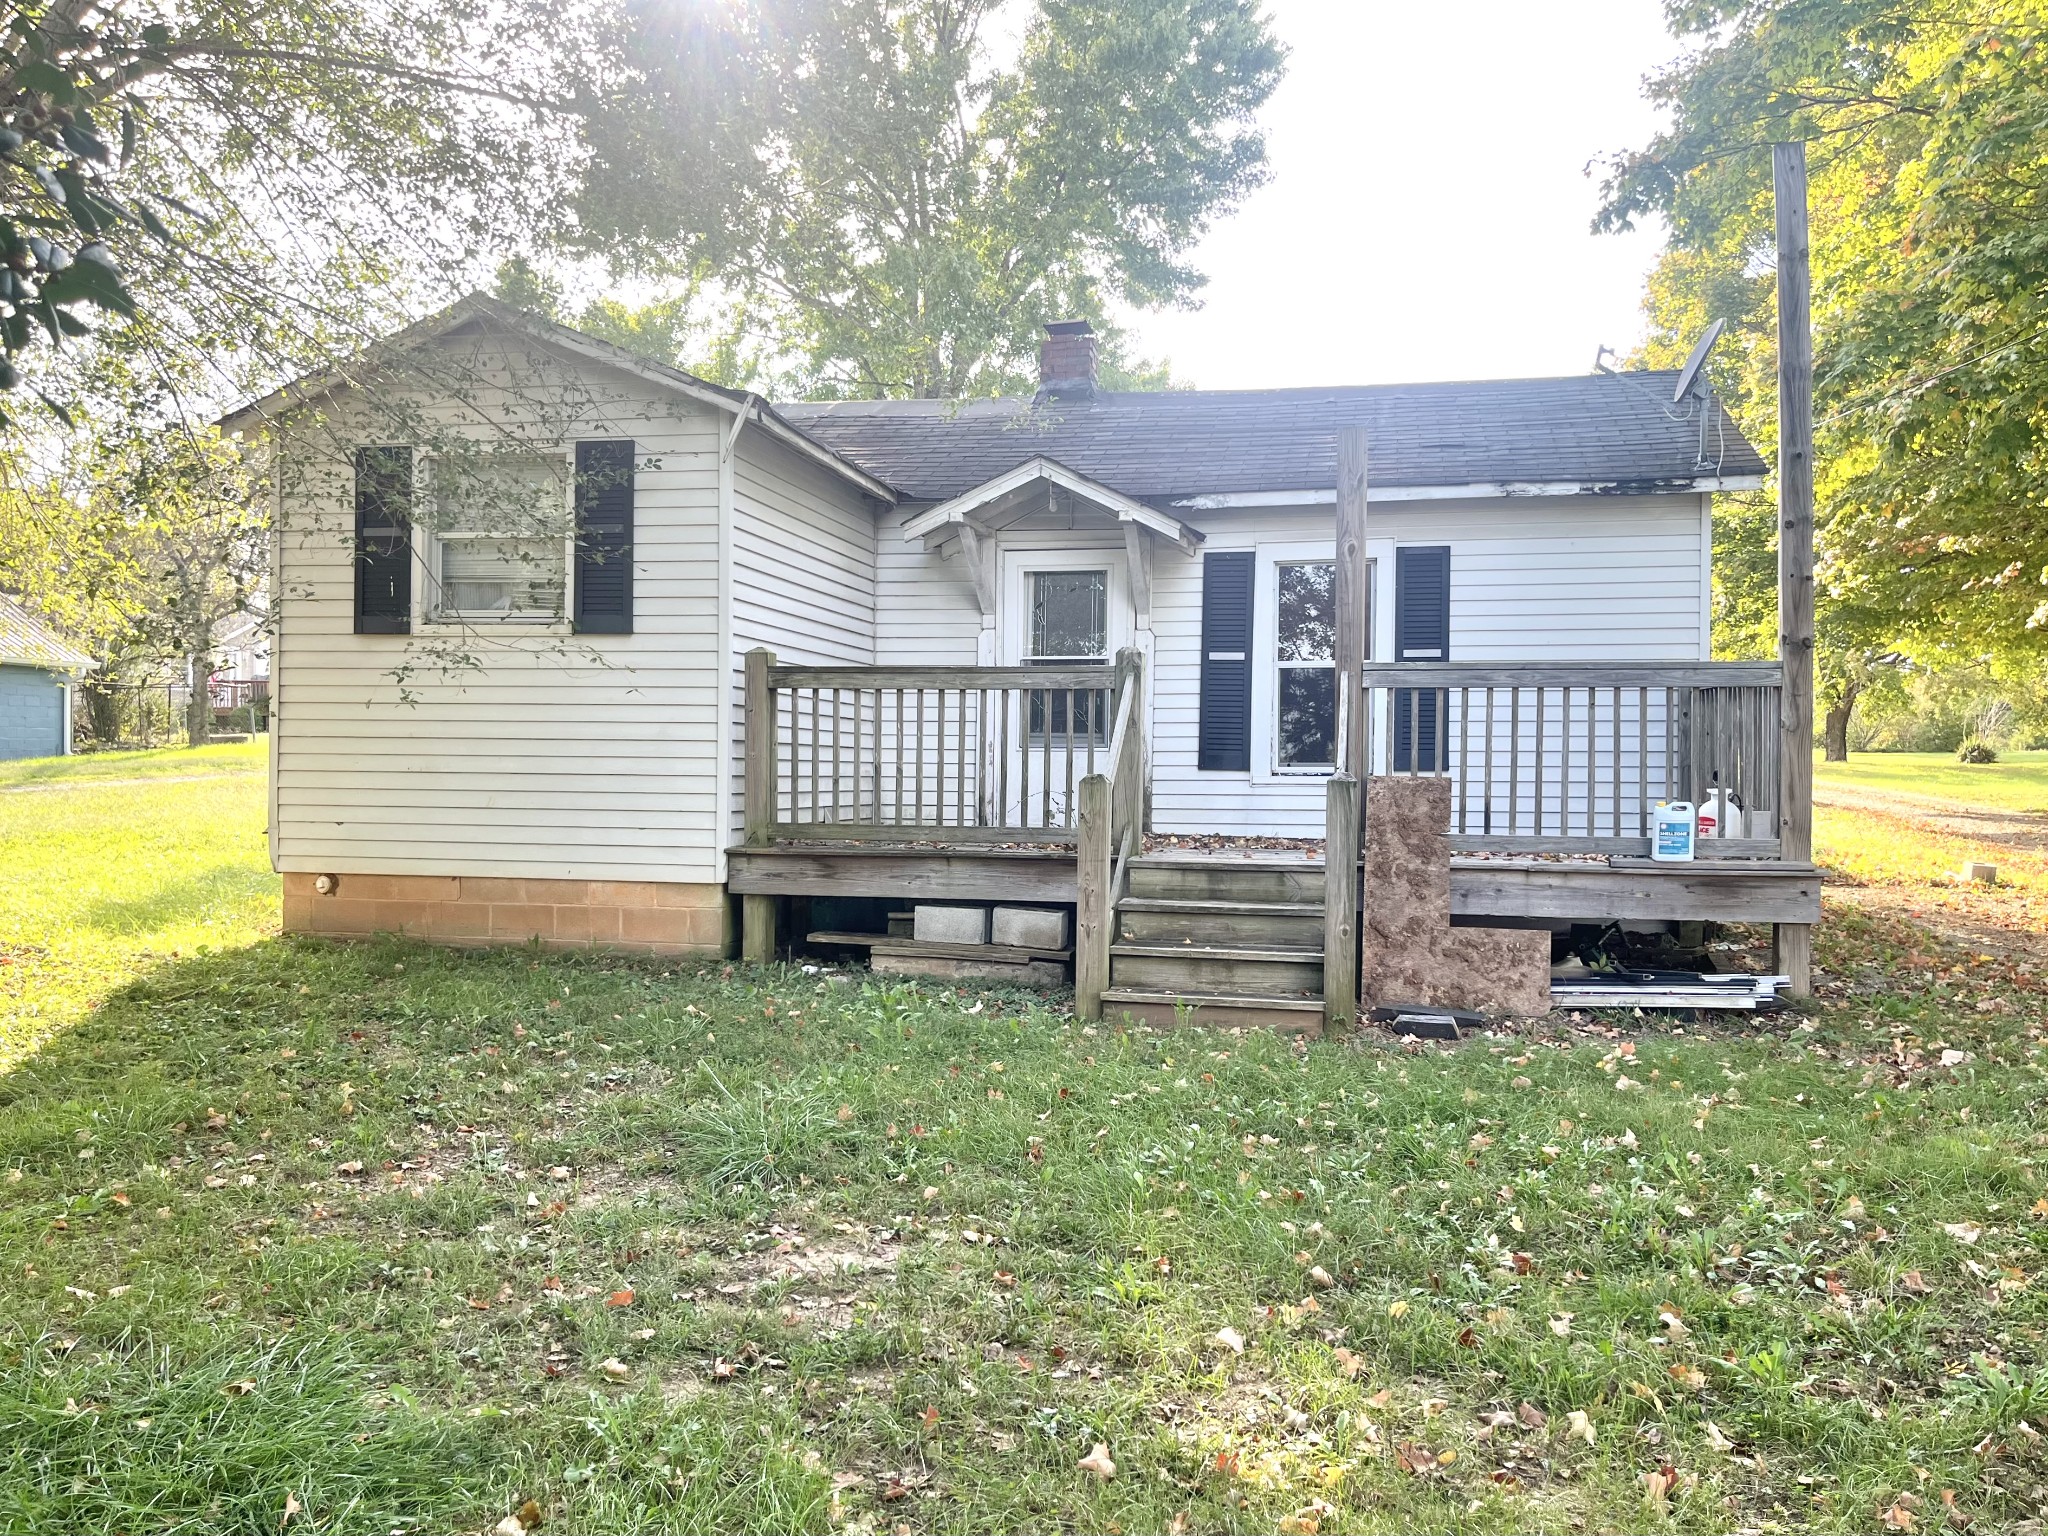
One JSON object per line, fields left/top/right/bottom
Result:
{"left": 999, "top": 549, "right": 1132, "bottom": 826}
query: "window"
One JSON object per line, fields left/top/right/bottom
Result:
{"left": 1275, "top": 560, "right": 1336, "bottom": 769}
{"left": 430, "top": 454, "right": 569, "bottom": 622}
{"left": 1025, "top": 568, "right": 1108, "bottom": 738}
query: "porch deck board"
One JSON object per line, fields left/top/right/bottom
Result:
{"left": 726, "top": 845, "right": 1822, "bottom": 926}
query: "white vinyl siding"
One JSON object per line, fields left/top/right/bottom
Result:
{"left": 728, "top": 429, "right": 880, "bottom": 836}
{"left": 269, "top": 330, "right": 727, "bottom": 881}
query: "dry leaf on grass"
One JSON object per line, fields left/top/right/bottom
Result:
{"left": 1077, "top": 1443, "right": 1117, "bottom": 1480}
{"left": 1565, "top": 1409, "right": 1596, "bottom": 1445}
{"left": 279, "top": 1491, "right": 302, "bottom": 1529}
{"left": 1307, "top": 1265, "right": 1335, "bottom": 1289}
{"left": 597, "top": 1358, "right": 631, "bottom": 1381}
{"left": 1331, "top": 1346, "right": 1364, "bottom": 1379}
{"left": 1215, "top": 1325, "right": 1246, "bottom": 1355}
{"left": 1944, "top": 1222, "right": 1983, "bottom": 1245}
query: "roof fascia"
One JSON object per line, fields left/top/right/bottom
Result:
{"left": 1168, "top": 473, "right": 1767, "bottom": 510}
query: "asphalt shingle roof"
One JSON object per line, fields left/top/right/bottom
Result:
{"left": 0, "top": 596, "right": 93, "bottom": 671}
{"left": 776, "top": 372, "right": 1766, "bottom": 503}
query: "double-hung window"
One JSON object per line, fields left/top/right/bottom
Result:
{"left": 1025, "top": 568, "right": 1109, "bottom": 741}
{"left": 430, "top": 453, "right": 570, "bottom": 623}
{"left": 1275, "top": 560, "right": 1338, "bottom": 769}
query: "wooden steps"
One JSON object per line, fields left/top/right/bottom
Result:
{"left": 1100, "top": 856, "right": 1329, "bottom": 1034}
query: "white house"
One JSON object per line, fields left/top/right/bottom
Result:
{"left": 225, "top": 295, "right": 1815, "bottom": 1021}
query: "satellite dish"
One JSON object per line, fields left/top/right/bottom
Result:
{"left": 1673, "top": 318, "right": 1727, "bottom": 404}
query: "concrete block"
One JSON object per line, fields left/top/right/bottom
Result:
{"left": 991, "top": 905, "right": 1069, "bottom": 950}
{"left": 914, "top": 904, "right": 989, "bottom": 944}
{"left": 1962, "top": 861, "right": 1999, "bottom": 885}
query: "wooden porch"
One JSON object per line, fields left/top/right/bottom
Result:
{"left": 730, "top": 644, "right": 1821, "bottom": 1024}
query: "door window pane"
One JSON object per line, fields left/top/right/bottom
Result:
{"left": 1026, "top": 569, "right": 1108, "bottom": 739}
{"left": 1029, "top": 570, "right": 1108, "bottom": 659}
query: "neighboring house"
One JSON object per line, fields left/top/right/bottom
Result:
{"left": 0, "top": 597, "right": 93, "bottom": 759}
{"left": 223, "top": 295, "right": 1819, "bottom": 1021}
{"left": 210, "top": 610, "right": 271, "bottom": 715}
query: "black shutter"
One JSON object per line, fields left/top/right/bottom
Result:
{"left": 1393, "top": 545, "right": 1451, "bottom": 772}
{"left": 574, "top": 438, "right": 635, "bottom": 634}
{"left": 353, "top": 446, "right": 412, "bottom": 635}
{"left": 1197, "top": 550, "right": 1254, "bottom": 772}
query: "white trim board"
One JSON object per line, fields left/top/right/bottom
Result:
{"left": 1170, "top": 475, "right": 1765, "bottom": 510}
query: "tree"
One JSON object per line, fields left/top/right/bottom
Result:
{"left": 1601, "top": 0, "right": 2048, "bottom": 750}
{"left": 574, "top": 0, "right": 1283, "bottom": 398}
{"left": 1, "top": 421, "right": 263, "bottom": 745}
{"left": 0, "top": 0, "right": 608, "bottom": 427}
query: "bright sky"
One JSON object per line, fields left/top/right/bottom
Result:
{"left": 1116, "top": 0, "right": 1681, "bottom": 390}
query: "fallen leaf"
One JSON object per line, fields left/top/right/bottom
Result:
{"left": 1332, "top": 1346, "right": 1365, "bottom": 1379}
{"left": 597, "top": 1358, "right": 631, "bottom": 1381}
{"left": 1668, "top": 1363, "right": 1707, "bottom": 1392}
{"left": 1885, "top": 1502, "right": 1917, "bottom": 1531}
{"left": 1517, "top": 1401, "right": 1547, "bottom": 1429}
{"left": 1902, "top": 1270, "right": 1932, "bottom": 1295}
{"left": 1387, "top": 1300, "right": 1410, "bottom": 1319}
{"left": 606, "top": 1289, "right": 635, "bottom": 1308}
{"left": 1843, "top": 1195, "right": 1867, "bottom": 1221}
{"left": 220, "top": 1379, "right": 257, "bottom": 1397}
{"left": 1078, "top": 1442, "right": 1117, "bottom": 1481}
{"left": 836, "top": 1104, "right": 855, "bottom": 1123}
{"left": 1642, "top": 1468, "right": 1673, "bottom": 1508}
{"left": 710, "top": 1358, "right": 737, "bottom": 1381}
{"left": 1703, "top": 1420, "right": 1736, "bottom": 1453}
{"left": 1215, "top": 1325, "right": 1246, "bottom": 1355}
{"left": 1565, "top": 1409, "right": 1596, "bottom": 1445}
{"left": 1308, "top": 1265, "right": 1335, "bottom": 1289}
{"left": 920, "top": 1405, "right": 939, "bottom": 1431}
{"left": 1549, "top": 1314, "right": 1573, "bottom": 1337}
{"left": 1944, "top": 1222, "right": 1983, "bottom": 1245}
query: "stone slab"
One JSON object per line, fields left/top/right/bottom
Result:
{"left": 914, "top": 903, "right": 990, "bottom": 944}
{"left": 991, "top": 905, "right": 1070, "bottom": 949}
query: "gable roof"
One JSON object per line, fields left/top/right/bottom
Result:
{"left": 777, "top": 373, "right": 1767, "bottom": 503}
{"left": 0, "top": 597, "right": 94, "bottom": 672}
{"left": 218, "top": 293, "right": 896, "bottom": 504}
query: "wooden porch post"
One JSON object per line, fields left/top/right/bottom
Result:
{"left": 1335, "top": 428, "right": 1370, "bottom": 780}
{"left": 1323, "top": 772, "right": 1360, "bottom": 1030}
{"left": 741, "top": 646, "right": 778, "bottom": 963}
{"left": 1772, "top": 142, "right": 1816, "bottom": 997}
{"left": 1075, "top": 773, "right": 1111, "bottom": 1020}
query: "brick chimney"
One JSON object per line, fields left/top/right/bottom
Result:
{"left": 1036, "top": 319, "right": 1098, "bottom": 402}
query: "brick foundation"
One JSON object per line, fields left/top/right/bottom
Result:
{"left": 1362, "top": 777, "right": 1552, "bottom": 1017}
{"left": 282, "top": 873, "right": 731, "bottom": 955}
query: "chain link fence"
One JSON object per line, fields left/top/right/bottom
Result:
{"left": 76, "top": 680, "right": 269, "bottom": 749}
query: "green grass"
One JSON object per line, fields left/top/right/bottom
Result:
{"left": 1816, "top": 748, "right": 2048, "bottom": 814}
{"left": 2, "top": 752, "right": 2046, "bottom": 1533}
{"left": 0, "top": 743, "right": 277, "bottom": 1071}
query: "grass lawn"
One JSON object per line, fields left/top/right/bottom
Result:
{"left": 3, "top": 749, "right": 2047, "bottom": 1534}
{"left": 1816, "top": 749, "right": 2048, "bottom": 815}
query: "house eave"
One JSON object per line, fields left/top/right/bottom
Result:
{"left": 1168, "top": 473, "right": 1767, "bottom": 510}
{"left": 904, "top": 456, "right": 1202, "bottom": 554}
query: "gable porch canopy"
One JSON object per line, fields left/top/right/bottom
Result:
{"left": 900, "top": 456, "right": 1202, "bottom": 628}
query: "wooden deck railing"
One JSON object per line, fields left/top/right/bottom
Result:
{"left": 1076, "top": 650, "right": 1147, "bottom": 1020}
{"left": 744, "top": 649, "right": 1143, "bottom": 847}
{"left": 1359, "top": 661, "right": 1786, "bottom": 858}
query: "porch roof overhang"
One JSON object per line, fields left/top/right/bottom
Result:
{"left": 901, "top": 456, "right": 1203, "bottom": 556}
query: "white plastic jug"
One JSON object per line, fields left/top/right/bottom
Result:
{"left": 1698, "top": 787, "right": 1742, "bottom": 840}
{"left": 1652, "top": 800, "right": 1696, "bottom": 862}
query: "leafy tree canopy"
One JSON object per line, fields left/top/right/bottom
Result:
{"left": 573, "top": 0, "right": 1284, "bottom": 398}
{"left": 1603, "top": 0, "right": 2048, "bottom": 704}
{"left": 0, "top": 0, "right": 604, "bottom": 428}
